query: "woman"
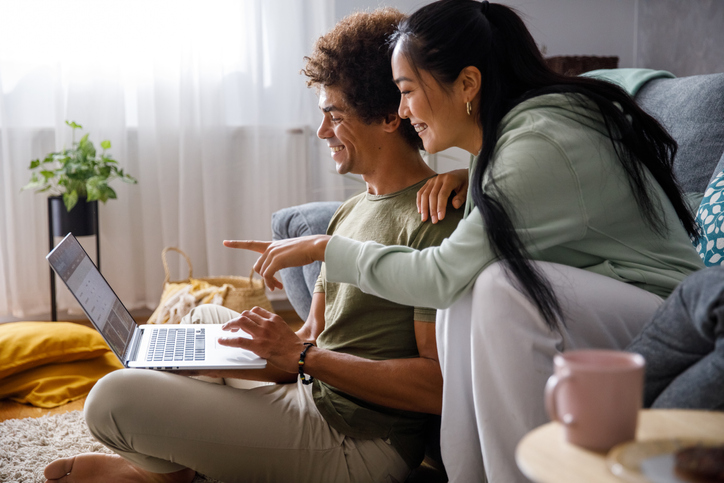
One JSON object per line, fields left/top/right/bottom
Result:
{"left": 235, "top": 1, "right": 704, "bottom": 481}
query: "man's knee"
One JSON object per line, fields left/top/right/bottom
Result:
{"left": 271, "top": 202, "right": 341, "bottom": 241}
{"left": 271, "top": 206, "right": 302, "bottom": 241}
{"left": 84, "top": 370, "right": 139, "bottom": 445}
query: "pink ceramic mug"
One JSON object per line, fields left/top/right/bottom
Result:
{"left": 544, "top": 349, "right": 645, "bottom": 452}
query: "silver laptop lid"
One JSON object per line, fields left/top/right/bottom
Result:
{"left": 47, "top": 233, "right": 136, "bottom": 362}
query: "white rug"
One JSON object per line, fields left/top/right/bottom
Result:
{"left": 0, "top": 411, "right": 221, "bottom": 483}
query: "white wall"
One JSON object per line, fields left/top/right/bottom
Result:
{"left": 637, "top": 0, "right": 724, "bottom": 76}
{"left": 335, "top": 0, "right": 637, "bottom": 67}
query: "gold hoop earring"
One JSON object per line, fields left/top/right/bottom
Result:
{"left": 466, "top": 101, "right": 472, "bottom": 116}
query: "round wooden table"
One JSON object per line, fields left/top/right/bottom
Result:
{"left": 515, "top": 409, "right": 724, "bottom": 483}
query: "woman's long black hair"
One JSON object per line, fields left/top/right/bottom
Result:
{"left": 391, "top": 0, "right": 697, "bottom": 329}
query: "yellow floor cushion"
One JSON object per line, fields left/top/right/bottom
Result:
{"left": 0, "top": 321, "right": 123, "bottom": 407}
{"left": 0, "top": 352, "right": 123, "bottom": 408}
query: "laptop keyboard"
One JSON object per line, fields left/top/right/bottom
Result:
{"left": 146, "top": 327, "right": 205, "bottom": 362}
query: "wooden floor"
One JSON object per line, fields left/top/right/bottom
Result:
{"left": 0, "top": 396, "right": 87, "bottom": 423}
{"left": 0, "top": 308, "right": 304, "bottom": 423}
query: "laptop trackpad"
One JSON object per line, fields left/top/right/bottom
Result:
{"left": 213, "top": 334, "right": 262, "bottom": 363}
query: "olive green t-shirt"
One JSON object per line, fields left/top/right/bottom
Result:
{"left": 311, "top": 177, "right": 462, "bottom": 469}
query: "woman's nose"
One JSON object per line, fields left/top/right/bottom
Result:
{"left": 398, "top": 98, "right": 410, "bottom": 120}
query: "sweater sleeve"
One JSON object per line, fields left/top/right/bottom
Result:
{"left": 325, "top": 206, "right": 494, "bottom": 309}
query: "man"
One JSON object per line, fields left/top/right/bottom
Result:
{"left": 44, "top": 8, "right": 462, "bottom": 483}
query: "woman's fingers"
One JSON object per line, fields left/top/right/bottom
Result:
{"left": 251, "top": 250, "right": 284, "bottom": 291}
{"left": 428, "top": 181, "right": 443, "bottom": 223}
{"left": 417, "top": 176, "right": 445, "bottom": 222}
{"left": 448, "top": 169, "right": 469, "bottom": 210}
{"left": 452, "top": 190, "right": 466, "bottom": 209}
{"left": 258, "top": 246, "right": 294, "bottom": 290}
{"left": 225, "top": 239, "right": 283, "bottom": 288}
{"left": 435, "top": 175, "right": 462, "bottom": 221}
{"left": 417, "top": 179, "right": 433, "bottom": 222}
{"left": 417, "top": 175, "right": 451, "bottom": 223}
{"left": 261, "top": 236, "right": 329, "bottom": 290}
{"left": 225, "top": 236, "right": 328, "bottom": 291}
{"left": 223, "top": 239, "right": 283, "bottom": 290}
{"left": 417, "top": 169, "right": 469, "bottom": 223}
{"left": 223, "top": 240, "right": 272, "bottom": 253}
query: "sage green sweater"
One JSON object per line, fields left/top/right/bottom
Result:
{"left": 325, "top": 93, "right": 704, "bottom": 308}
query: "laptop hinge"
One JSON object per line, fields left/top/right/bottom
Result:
{"left": 126, "top": 327, "right": 144, "bottom": 364}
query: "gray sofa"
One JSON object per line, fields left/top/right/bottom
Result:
{"left": 637, "top": 73, "right": 724, "bottom": 195}
{"left": 271, "top": 72, "right": 724, "bottom": 481}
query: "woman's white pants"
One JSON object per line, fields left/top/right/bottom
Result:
{"left": 436, "top": 262, "right": 664, "bottom": 483}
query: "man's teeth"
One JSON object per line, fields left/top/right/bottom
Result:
{"left": 415, "top": 124, "right": 428, "bottom": 133}
{"left": 331, "top": 146, "right": 345, "bottom": 153}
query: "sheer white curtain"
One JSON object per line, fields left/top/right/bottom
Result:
{"left": 0, "top": 0, "right": 346, "bottom": 318}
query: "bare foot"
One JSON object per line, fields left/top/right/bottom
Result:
{"left": 44, "top": 453, "right": 196, "bottom": 483}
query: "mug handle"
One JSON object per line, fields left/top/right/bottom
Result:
{"left": 544, "top": 370, "right": 574, "bottom": 425}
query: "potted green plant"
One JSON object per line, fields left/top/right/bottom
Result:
{"left": 23, "top": 120, "right": 137, "bottom": 236}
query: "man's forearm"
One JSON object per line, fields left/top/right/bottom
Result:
{"left": 302, "top": 348, "right": 443, "bottom": 414}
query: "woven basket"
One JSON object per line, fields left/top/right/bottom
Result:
{"left": 147, "top": 247, "right": 273, "bottom": 324}
{"left": 545, "top": 55, "right": 619, "bottom": 76}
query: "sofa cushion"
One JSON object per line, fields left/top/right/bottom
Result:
{"left": 693, "top": 165, "right": 724, "bottom": 266}
{"left": 635, "top": 73, "right": 724, "bottom": 193}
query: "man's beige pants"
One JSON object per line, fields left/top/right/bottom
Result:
{"left": 84, "top": 308, "right": 409, "bottom": 482}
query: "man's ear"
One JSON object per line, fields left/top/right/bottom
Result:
{"left": 382, "top": 112, "right": 402, "bottom": 133}
{"left": 456, "top": 65, "right": 482, "bottom": 103}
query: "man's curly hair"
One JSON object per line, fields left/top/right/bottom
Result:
{"left": 302, "top": 8, "right": 423, "bottom": 150}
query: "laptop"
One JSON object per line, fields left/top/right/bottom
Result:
{"left": 47, "top": 233, "right": 266, "bottom": 370}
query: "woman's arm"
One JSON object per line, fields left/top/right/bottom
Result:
{"left": 325, "top": 208, "right": 493, "bottom": 309}
{"left": 225, "top": 211, "right": 493, "bottom": 310}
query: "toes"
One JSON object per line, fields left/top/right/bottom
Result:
{"left": 44, "top": 456, "right": 74, "bottom": 480}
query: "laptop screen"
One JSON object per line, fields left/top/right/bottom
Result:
{"left": 47, "top": 234, "right": 136, "bottom": 360}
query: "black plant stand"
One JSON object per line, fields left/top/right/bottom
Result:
{"left": 48, "top": 196, "right": 100, "bottom": 321}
